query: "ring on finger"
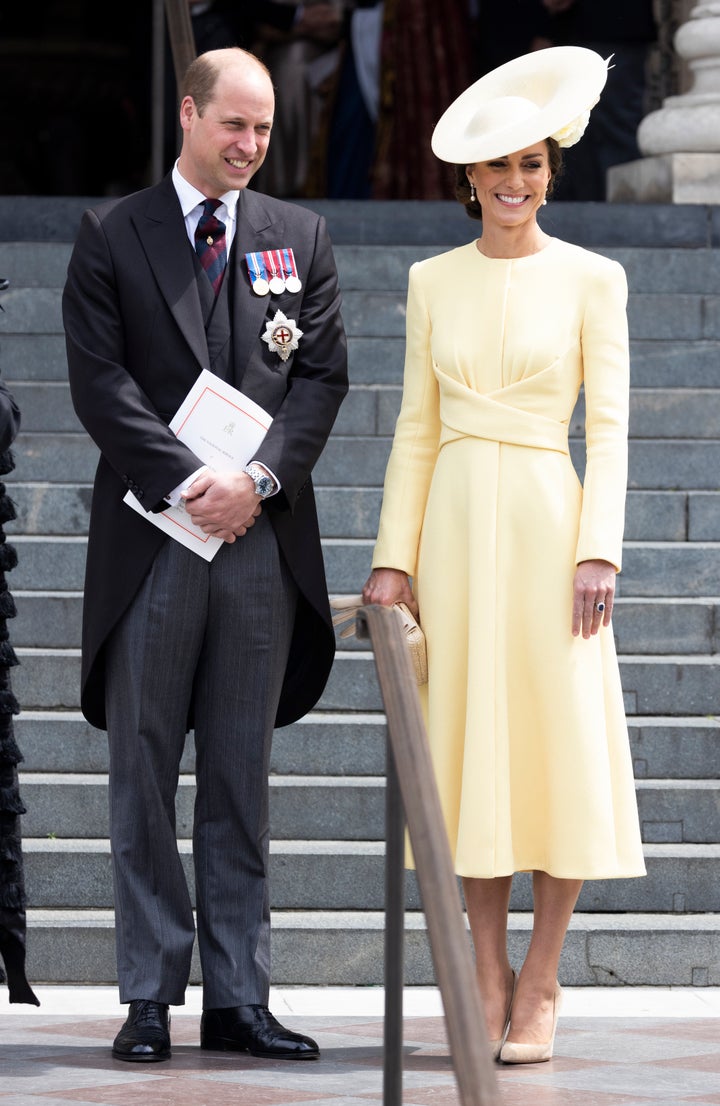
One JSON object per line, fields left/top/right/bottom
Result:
{"left": 595, "top": 601, "right": 606, "bottom": 613}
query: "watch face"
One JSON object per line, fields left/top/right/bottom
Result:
{"left": 257, "top": 476, "right": 274, "bottom": 497}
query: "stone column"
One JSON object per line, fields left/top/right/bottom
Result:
{"left": 608, "top": 1, "right": 720, "bottom": 202}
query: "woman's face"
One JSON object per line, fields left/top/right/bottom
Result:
{"left": 467, "top": 143, "right": 552, "bottom": 230}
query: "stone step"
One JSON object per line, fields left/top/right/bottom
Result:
{"left": 611, "top": 598, "right": 720, "bottom": 655}
{"left": 14, "top": 711, "right": 200, "bottom": 774}
{"left": 9, "top": 641, "right": 720, "bottom": 717}
{"left": 10, "top": 431, "right": 720, "bottom": 490}
{"left": 5, "top": 197, "right": 720, "bottom": 249}
{"left": 12, "top": 592, "right": 81, "bottom": 648}
{"left": 0, "top": 287, "right": 63, "bottom": 333}
{"left": 618, "top": 653, "right": 720, "bottom": 717}
{"left": 21, "top": 840, "right": 720, "bottom": 914}
{"left": 4, "top": 284, "right": 720, "bottom": 342}
{"left": 345, "top": 336, "right": 720, "bottom": 390}
{"left": 12, "top": 648, "right": 82, "bottom": 711}
{"left": 8, "top": 486, "right": 93, "bottom": 538}
{"left": 3, "top": 331, "right": 720, "bottom": 391}
{"left": 629, "top": 716, "right": 720, "bottom": 780}
{"left": 0, "top": 335, "right": 67, "bottom": 381}
{"left": 316, "top": 488, "right": 720, "bottom": 543}
{"left": 10, "top": 591, "right": 720, "bottom": 655}
{"left": 14, "top": 711, "right": 390, "bottom": 776}
{"left": 18, "top": 773, "right": 720, "bottom": 844}
{"left": 331, "top": 596, "right": 720, "bottom": 658}
{"left": 6, "top": 382, "right": 82, "bottom": 433}
{"left": 12, "top": 711, "right": 720, "bottom": 780}
{"left": 629, "top": 340, "right": 720, "bottom": 388}
{"left": 18, "top": 772, "right": 389, "bottom": 840}
{"left": 534, "top": 202, "right": 720, "bottom": 251}
{"left": 568, "top": 389, "right": 720, "bottom": 442}
{"left": 331, "top": 385, "right": 720, "bottom": 441}
{"left": 321, "top": 539, "right": 718, "bottom": 598}
{"left": 341, "top": 290, "right": 720, "bottom": 342}
{"left": 22, "top": 907, "right": 720, "bottom": 986}
{"left": 7, "top": 536, "right": 86, "bottom": 591}
{"left": 316, "top": 437, "right": 720, "bottom": 491}
{"left": 317, "top": 653, "right": 720, "bottom": 717}
{"left": 11, "top": 380, "right": 720, "bottom": 442}
{"left": 0, "top": 242, "right": 71, "bottom": 286}
{"left": 618, "top": 542, "right": 720, "bottom": 598}
{"left": 333, "top": 246, "right": 720, "bottom": 295}
{"left": 9, "top": 485, "right": 720, "bottom": 544}
{"left": 347, "top": 437, "right": 720, "bottom": 491}
{"left": 11, "top": 432, "right": 99, "bottom": 483}
{"left": 5, "top": 538, "right": 720, "bottom": 601}
{"left": 5, "top": 240, "right": 720, "bottom": 295}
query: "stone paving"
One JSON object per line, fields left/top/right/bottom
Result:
{"left": 1, "top": 990, "right": 720, "bottom": 1105}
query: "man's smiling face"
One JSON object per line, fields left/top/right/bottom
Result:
{"left": 178, "top": 58, "right": 274, "bottom": 197}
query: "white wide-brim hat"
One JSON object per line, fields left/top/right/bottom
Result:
{"left": 431, "top": 46, "right": 609, "bottom": 165}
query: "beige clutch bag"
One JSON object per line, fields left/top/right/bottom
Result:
{"left": 331, "top": 594, "right": 428, "bottom": 686}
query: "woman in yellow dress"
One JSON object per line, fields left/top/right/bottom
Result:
{"left": 362, "top": 47, "right": 645, "bottom": 1064}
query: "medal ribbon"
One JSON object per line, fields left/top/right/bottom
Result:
{"left": 282, "top": 248, "right": 299, "bottom": 283}
{"left": 265, "top": 250, "right": 283, "bottom": 285}
{"left": 245, "top": 249, "right": 301, "bottom": 291}
{"left": 245, "top": 252, "right": 268, "bottom": 285}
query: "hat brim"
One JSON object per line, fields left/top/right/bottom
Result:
{"left": 431, "top": 46, "right": 609, "bottom": 164}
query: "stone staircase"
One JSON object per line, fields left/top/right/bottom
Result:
{"left": 1, "top": 199, "right": 718, "bottom": 988}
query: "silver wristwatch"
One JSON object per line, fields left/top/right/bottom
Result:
{"left": 244, "top": 463, "right": 276, "bottom": 499}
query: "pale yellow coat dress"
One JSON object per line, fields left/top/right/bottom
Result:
{"left": 372, "top": 237, "right": 646, "bottom": 880}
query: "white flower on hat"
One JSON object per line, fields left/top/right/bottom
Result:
{"left": 551, "top": 109, "right": 591, "bottom": 149}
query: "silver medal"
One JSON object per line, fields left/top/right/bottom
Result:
{"left": 285, "top": 275, "right": 302, "bottom": 293}
{"left": 252, "top": 277, "right": 270, "bottom": 296}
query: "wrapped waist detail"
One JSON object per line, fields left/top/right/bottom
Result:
{"left": 437, "top": 368, "right": 571, "bottom": 455}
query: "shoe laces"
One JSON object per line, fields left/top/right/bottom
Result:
{"left": 132, "top": 1000, "right": 167, "bottom": 1026}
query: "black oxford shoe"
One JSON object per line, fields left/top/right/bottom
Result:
{"left": 112, "top": 999, "right": 171, "bottom": 1062}
{"left": 201, "top": 1004, "right": 319, "bottom": 1059}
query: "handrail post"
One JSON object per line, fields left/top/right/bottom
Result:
{"left": 357, "top": 605, "right": 498, "bottom": 1106}
{"left": 383, "top": 739, "right": 405, "bottom": 1106}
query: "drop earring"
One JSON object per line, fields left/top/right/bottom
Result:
{"left": 470, "top": 183, "right": 477, "bottom": 202}
{"left": 542, "top": 192, "right": 548, "bottom": 205}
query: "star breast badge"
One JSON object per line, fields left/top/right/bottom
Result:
{"left": 261, "top": 310, "right": 304, "bottom": 363}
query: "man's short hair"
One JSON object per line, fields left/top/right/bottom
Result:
{"left": 181, "top": 48, "right": 272, "bottom": 115}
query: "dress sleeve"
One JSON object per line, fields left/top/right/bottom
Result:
{"left": 372, "top": 264, "right": 441, "bottom": 577}
{"left": 575, "top": 259, "right": 630, "bottom": 572}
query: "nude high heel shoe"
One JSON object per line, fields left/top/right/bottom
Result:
{"left": 499, "top": 982, "right": 562, "bottom": 1064}
{"left": 488, "top": 970, "right": 516, "bottom": 1061}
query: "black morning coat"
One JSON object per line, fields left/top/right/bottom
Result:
{"left": 62, "top": 177, "right": 348, "bottom": 732}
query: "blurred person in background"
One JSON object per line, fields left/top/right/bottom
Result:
{"left": 540, "top": 0, "right": 657, "bottom": 200}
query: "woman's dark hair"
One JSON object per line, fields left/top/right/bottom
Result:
{"left": 454, "top": 137, "right": 563, "bottom": 221}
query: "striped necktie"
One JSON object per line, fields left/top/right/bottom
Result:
{"left": 194, "top": 198, "right": 227, "bottom": 295}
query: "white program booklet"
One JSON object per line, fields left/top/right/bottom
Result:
{"left": 124, "top": 369, "right": 273, "bottom": 561}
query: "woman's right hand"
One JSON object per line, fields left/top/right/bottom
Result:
{"left": 362, "top": 568, "right": 419, "bottom": 619}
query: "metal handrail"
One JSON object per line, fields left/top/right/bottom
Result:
{"left": 357, "top": 605, "right": 498, "bottom": 1106}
